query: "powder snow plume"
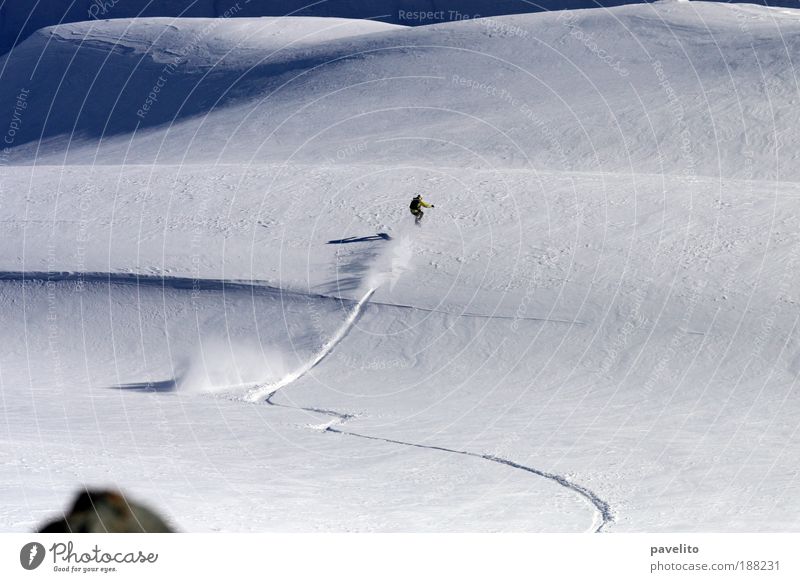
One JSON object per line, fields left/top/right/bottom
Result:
{"left": 177, "top": 338, "right": 288, "bottom": 395}
{"left": 364, "top": 225, "right": 417, "bottom": 292}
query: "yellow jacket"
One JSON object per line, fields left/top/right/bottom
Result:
{"left": 410, "top": 196, "right": 432, "bottom": 210}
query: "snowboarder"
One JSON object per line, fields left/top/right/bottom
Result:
{"left": 409, "top": 194, "right": 434, "bottom": 226}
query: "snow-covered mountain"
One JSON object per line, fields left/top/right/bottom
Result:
{"left": 0, "top": 1, "right": 627, "bottom": 57}
{"left": 3, "top": 2, "right": 800, "bottom": 180}
{"left": 2, "top": 2, "right": 800, "bottom": 532}
{"left": 5, "top": 0, "right": 800, "bottom": 56}
{"left": 0, "top": 0, "right": 596, "bottom": 55}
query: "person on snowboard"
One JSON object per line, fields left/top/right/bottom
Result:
{"left": 409, "top": 194, "right": 434, "bottom": 225}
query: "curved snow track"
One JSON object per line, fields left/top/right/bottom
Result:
{"left": 249, "top": 283, "right": 614, "bottom": 533}
{"left": 2, "top": 270, "right": 613, "bottom": 531}
{"left": 267, "top": 390, "right": 614, "bottom": 533}
{"left": 326, "top": 427, "right": 614, "bottom": 533}
{"left": 241, "top": 287, "right": 376, "bottom": 402}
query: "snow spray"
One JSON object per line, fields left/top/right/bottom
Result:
{"left": 364, "top": 225, "right": 416, "bottom": 291}
{"left": 178, "top": 338, "right": 287, "bottom": 395}
{"left": 243, "top": 225, "right": 418, "bottom": 402}
{"left": 243, "top": 288, "right": 376, "bottom": 402}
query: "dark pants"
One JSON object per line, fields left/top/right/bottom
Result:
{"left": 411, "top": 208, "right": 423, "bottom": 222}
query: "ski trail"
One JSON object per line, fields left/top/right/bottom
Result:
{"left": 263, "top": 390, "right": 614, "bottom": 533}
{"left": 242, "top": 287, "right": 376, "bottom": 402}
{"left": 326, "top": 428, "right": 613, "bottom": 533}
{"left": 266, "top": 392, "right": 355, "bottom": 431}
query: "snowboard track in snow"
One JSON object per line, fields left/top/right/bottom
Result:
{"left": 266, "top": 389, "right": 613, "bottom": 533}
{"left": 242, "top": 287, "right": 376, "bottom": 401}
{"left": 256, "top": 286, "right": 613, "bottom": 533}
{"left": 326, "top": 426, "right": 614, "bottom": 533}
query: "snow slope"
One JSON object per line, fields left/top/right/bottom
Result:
{"left": 4, "top": 2, "right": 800, "bottom": 181}
{"left": 3, "top": 3, "right": 800, "bottom": 532}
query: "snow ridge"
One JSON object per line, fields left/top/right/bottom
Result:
{"left": 0, "top": 271, "right": 573, "bottom": 322}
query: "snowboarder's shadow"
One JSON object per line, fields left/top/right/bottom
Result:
{"left": 326, "top": 232, "right": 391, "bottom": 245}
{"left": 110, "top": 378, "right": 178, "bottom": 393}
{"left": 320, "top": 233, "right": 392, "bottom": 295}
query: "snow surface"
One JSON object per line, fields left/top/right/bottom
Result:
{"left": 2, "top": 2, "right": 800, "bottom": 532}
